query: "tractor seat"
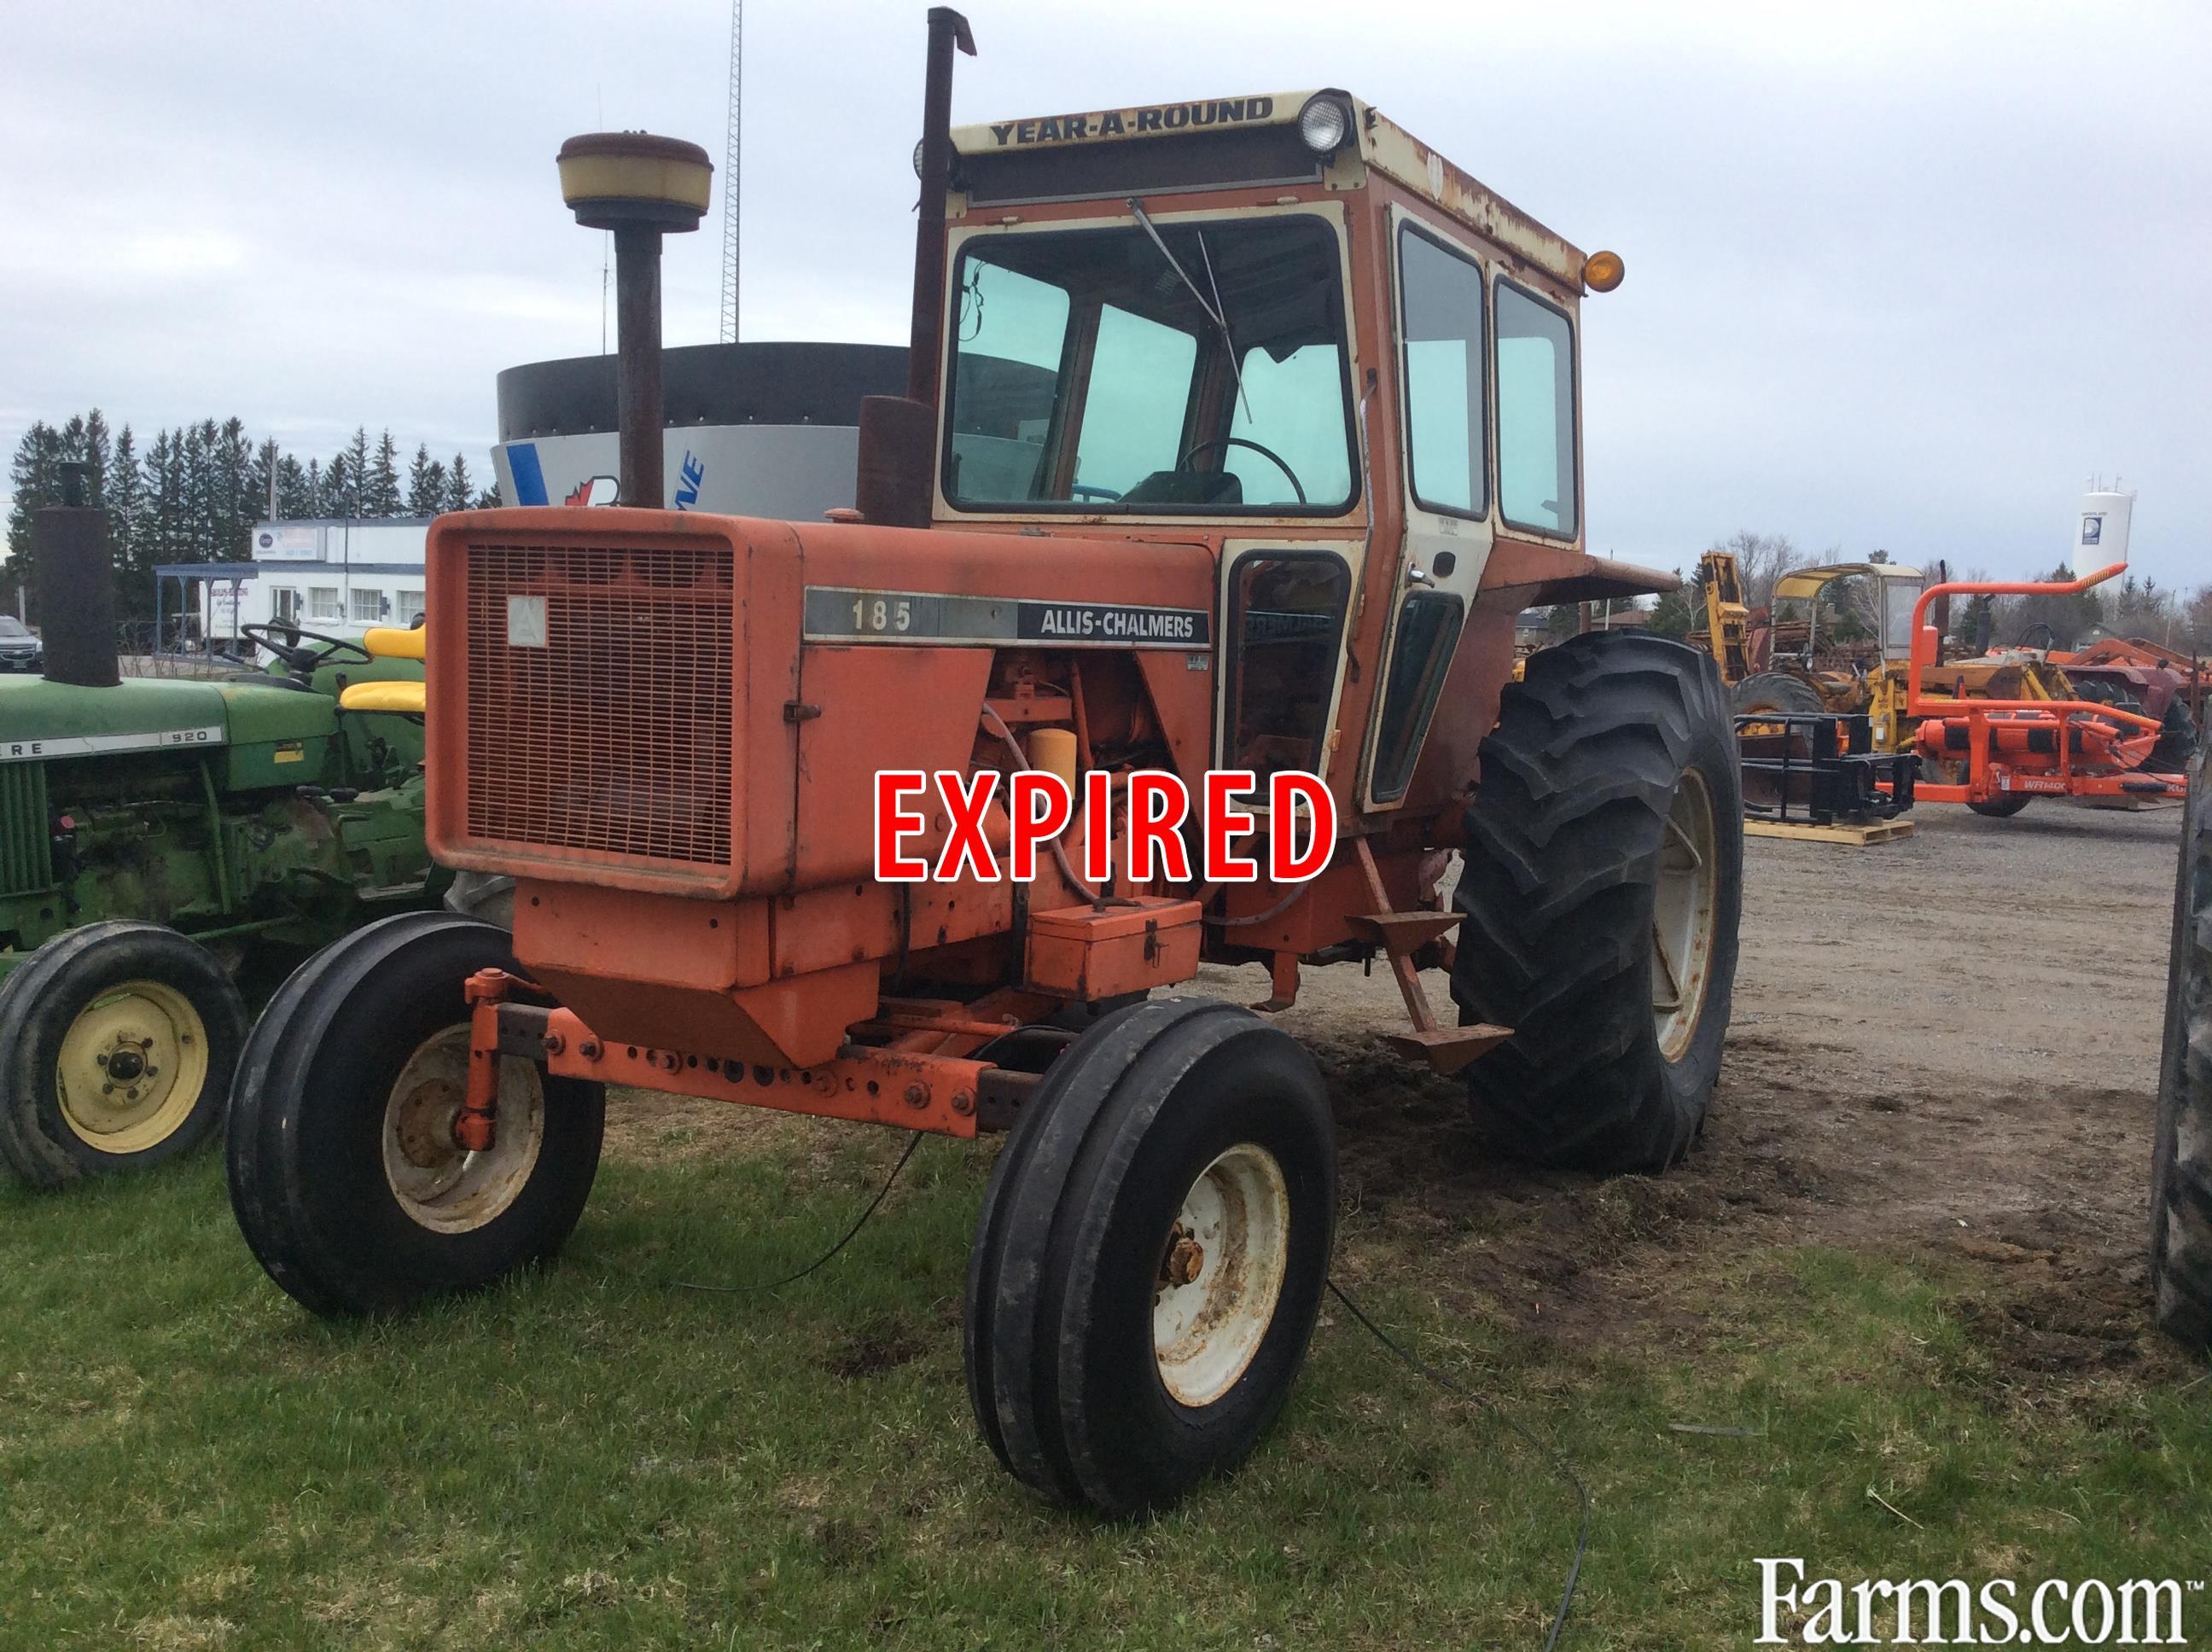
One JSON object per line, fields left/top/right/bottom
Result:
{"left": 361, "top": 625, "right": 427, "bottom": 661}
{"left": 339, "top": 680, "right": 428, "bottom": 715}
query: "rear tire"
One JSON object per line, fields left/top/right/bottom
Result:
{"left": 226, "top": 913, "right": 604, "bottom": 1318}
{"left": 2154, "top": 749, "right": 2212, "bottom": 1349}
{"left": 1731, "top": 671, "right": 1825, "bottom": 718}
{"left": 0, "top": 922, "right": 246, "bottom": 1189}
{"left": 964, "top": 998, "right": 1336, "bottom": 1515}
{"left": 1452, "top": 631, "right": 1743, "bottom": 1172}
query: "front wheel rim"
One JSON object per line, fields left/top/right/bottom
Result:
{"left": 54, "top": 980, "right": 210, "bottom": 1154}
{"left": 1152, "top": 1143, "right": 1291, "bottom": 1409}
{"left": 1652, "top": 772, "right": 1720, "bottom": 1062}
{"left": 381, "top": 1027, "right": 544, "bottom": 1233}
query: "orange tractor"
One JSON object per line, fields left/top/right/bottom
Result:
{"left": 229, "top": 11, "right": 1742, "bottom": 1514}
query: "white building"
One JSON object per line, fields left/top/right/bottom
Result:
{"left": 161, "top": 519, "right": 431, "bottom": 654}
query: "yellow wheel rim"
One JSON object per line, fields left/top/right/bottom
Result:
{"left": 53, "top": 980, "right": 211, "bottom": 1155}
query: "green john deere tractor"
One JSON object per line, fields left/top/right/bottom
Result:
{"left": 0, "top": 486, "right": 443, "bottom": 1187}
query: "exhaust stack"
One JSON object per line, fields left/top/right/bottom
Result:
{"left": 557, "top": 132, "right": 714, "bottom": 509}
{"left": 32, "top": 461, "right": 119, "bottom": 688}
{"left": 856, "top": 6, "right": 975, "bottom": 529}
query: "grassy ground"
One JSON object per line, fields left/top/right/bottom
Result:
{"left": 2, "top": 1108, "right": 2205, "bottom": 1651}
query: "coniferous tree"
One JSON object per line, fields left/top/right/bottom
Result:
{"left": 335, "top": 428, "right": 371, "bottom": 517}
{"left": 445, "top": 452, "right": 479, "bottom": 512}
{"left": 323, "top": 451, "right": 355, "bottom": 520}
{"left": 276, "top": 454, "right": 313, "bottom": 519}
{"left": 406, "top": 443, "right": 448, "bottom": 515}
{"left": 364, "top": 428, "right": 404, "bottom": 517}
{"left": 109, "top": 426, "right": 148, "bottom": 612}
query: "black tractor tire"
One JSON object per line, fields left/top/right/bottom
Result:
{"left": 0, "top": 922, "right": 247, "bottom": 1188}
{"left": 1731, "top": 671, "right": 1826, "bottom": 718}
{"left": 226, "top": 912, "right": 604, "bottom": 1318}
{"left": 2151, "top": 698, "right": 2197, "bottom": 776}
{"left": 1452, "top": 631, "right": 1743, "bottom": 1172}
{"left": 1966, "top": 795, "right": 2033, "bottom": 819}
{"left": 2153, "top": 750, "right": 2212, "bottom": 1349}
{"left": 964, "top": 997, "right": 1336, "bottom": 1516}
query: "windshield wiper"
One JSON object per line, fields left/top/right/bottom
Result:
{"left": 1126, "top": 198, "right": 1251, "bottom": 423}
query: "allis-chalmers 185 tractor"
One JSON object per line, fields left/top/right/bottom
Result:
{"left": 230, "top": 13, "right": 1743, "bottom": 1514}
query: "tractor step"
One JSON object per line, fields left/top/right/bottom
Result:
{"left": 1346, "top": 911, "right": 1463, "bottom": 950}
{"left": 1382, "top": 1022, "right": 1514, "bottom": 1075}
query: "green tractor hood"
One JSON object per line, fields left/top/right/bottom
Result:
{"left": 0, "top": 676, "right": 341, "bottom": 791}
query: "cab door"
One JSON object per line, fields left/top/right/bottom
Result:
{"left": 1359, "top": 207, "right": 1496, "bottom": 810}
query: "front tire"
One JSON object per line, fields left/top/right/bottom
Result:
{"left": 0, "top": 922, "right": 247, "bottom": 1188}
{"left": 2154, "top": 749, "right": 2212, "bottom": 1348}
{"left": 1452, "top": 631, "right": 1743, "bottom": 1172}
{"left": 964, "top": 998, "right": 1336, "bottom": 1515}
{"left": 226, "top": 913, "right": 605, "bottom": 1318}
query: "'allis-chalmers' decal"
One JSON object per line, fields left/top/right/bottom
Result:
{"left": 984, "top": 96, "right": 1276, "bottom": 148}
{"left": 803, "top": 587, "right": 1210, "bottom": 649}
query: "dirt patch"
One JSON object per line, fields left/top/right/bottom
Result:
{"left": 1190, "top": 806, "right": 2190, "bottom": 1373}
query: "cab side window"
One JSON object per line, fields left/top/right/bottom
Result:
{"left": 1495, "top": 281, "right": 1577, "bottom": 537}
{"left": 1398, "top": 225, "right": 1487, "bottom": 517}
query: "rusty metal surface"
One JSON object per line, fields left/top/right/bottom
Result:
{"left": 535, "top": 1005, "right": 982, "bottom": 1137}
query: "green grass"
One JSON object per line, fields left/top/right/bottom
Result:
{"left": 1, "top": 1133, "right": 2205, "bottom": 1650}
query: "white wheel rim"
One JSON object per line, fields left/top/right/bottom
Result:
{"left": 380, "top": 1027, "right": 544, "bottom": 1234}
{"left": 1153, "top": 1143, "right": 1290, "bottom": 1409}
{"left": 1652, "top": 771, "right": 1720, "bottom": 1062}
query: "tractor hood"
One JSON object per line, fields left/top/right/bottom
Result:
{"left": 0, "top": 674, "right": 340, "bottom": 791}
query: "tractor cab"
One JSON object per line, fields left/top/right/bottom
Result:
{"left": 920, "top": 89, "right": 1652, "bottom": 817}
{"left": 1767, "top": 562, "right": 1927, "bottom": 672}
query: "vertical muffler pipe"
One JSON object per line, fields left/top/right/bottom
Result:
{"left": 33, "top": 460, "right": 119, "bottom": 688}
{"left": 856, "top": 6, "right": 974, "bottom": 530}
{"left": 906, "top": 7, "right": 975, "bottom": 407}
{"left": 556, "top": 133, "right": 714, "bottom": 509}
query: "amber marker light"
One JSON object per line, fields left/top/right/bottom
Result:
{"left": 1582, "top": 250, "right": 1625, "bottom": 293}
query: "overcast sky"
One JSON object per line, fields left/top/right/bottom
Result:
{"left": 3, "top": 1, "right": 2205, "bottom": 589}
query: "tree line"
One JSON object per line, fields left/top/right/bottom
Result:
{"left": 4, "top": 411, "right": 496, "bottom": 620}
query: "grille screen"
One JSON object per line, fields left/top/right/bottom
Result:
{"left": 463, "top": 539, "right": 734, "bottom": 867}
{"left": 0, "top": 761, "right": 51, "bottom": 898}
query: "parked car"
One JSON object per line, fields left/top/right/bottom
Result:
{"left": 0, "top": 615, "right": 42, "bottom": 673}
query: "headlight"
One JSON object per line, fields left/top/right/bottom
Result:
{"left": 1296, "top": 94, "right": 1352, "bottom": 155}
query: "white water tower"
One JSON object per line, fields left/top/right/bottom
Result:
{"left": 2071, "top": 485, "right": 2133, "bottom": 573}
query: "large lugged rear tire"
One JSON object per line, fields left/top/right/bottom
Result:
{"left": 226, "top": 913, "right": 605, "bottom": 1318}
{"left": 964, "top": 998, "right": 1336, "bottom": 1515}
{"left": 1731, "top": 671, "right": 1825, "bottom": 718}
{"left": 1452, "top": 631, "right": 1743, "bottom": 1172}
{"left": 2153, "top": 749, "right": 2212, "bottom": 1349}
{"left": 0, "top": 922, "right": 247, "bottom": 1188}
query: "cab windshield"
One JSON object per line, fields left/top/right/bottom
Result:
{"left": 944, "top": 214, "right": 1355, "bottom": 515}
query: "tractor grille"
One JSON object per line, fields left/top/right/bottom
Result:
{"left": 462, "top": 538, "right": 734, "bottom": 868}
{"left": 0, "top": 761, "right": 51, "bottom": 898}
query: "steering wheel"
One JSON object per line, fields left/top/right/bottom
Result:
{"left": 242, "top": 622, "right": 374, "bottom": 675}
{"left": 1176, "top": 436, "right": 1307, "bottom": 505}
